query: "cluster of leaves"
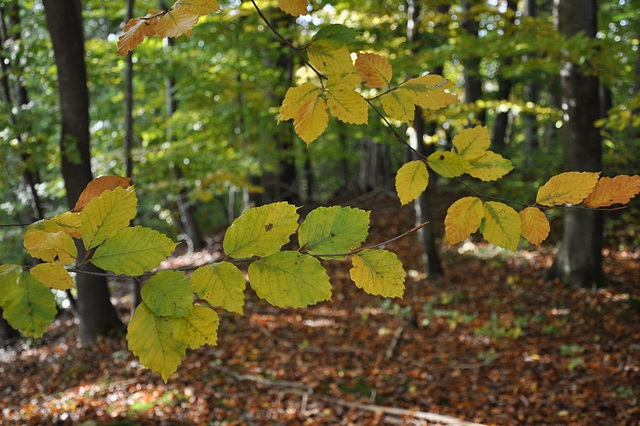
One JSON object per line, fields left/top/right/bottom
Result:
{"left": 1, "top": 176, "right": 405, "bottom": 380}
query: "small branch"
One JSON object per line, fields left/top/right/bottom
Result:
{"left": 365, "top": 99, "right": 424, "bottom": 159}
{"left": 0, "top": 223, "right": 31, "bottom": 228}
{"left": 384, "top": 325, "right": 404, "bottom": 359}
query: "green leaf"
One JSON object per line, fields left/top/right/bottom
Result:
{"left": 466, "top": 151, "right": 513, "bottom": 181}
{"left": 298, "top": 206, "right": 370, "bottom": 258}
{"left": 248, "top": 251, "right": 332, "bottom": 308}
{"left": 312, "top": 24, "right": 360, "bottom": 45}
{"left": 427, "top": 151, "right": 469, "bottom": 178}
{"left": 23, "top": 221, "right": 77, "bottom": 266}
{"left": 91, "top": 226, "right": 177, "bottom": 275}
{"left": 2, "top": 270, "right": 56, "bottom": 338}
{"left": 481, "top": 201, "right": 522, "bottom": 252}
{"left": 191, "top": 262, "right": 246, "bottom": 314}
{"left": 0, "top": 264, "right": 21, "bottom": 306}
{"left": 452, "top": 126, "right": 490, "bottom": 160}
{"left": 395, "top": 160, "right": 429, "bottom": 205}
{"left": 223, "top": 202, "right": 299, "bottom": 258}
{"left": 141, "top": 270, "right": 193, "bottom": 318}
{"left": 350, "top": 250, "right": 405, "bottom": 298}
{"left": 173, "top": 305, "right": 219, "bottom": 349}
{"left": 127, "top": 302, "right": 188, "bottom": 382}
{"left": 82, "top": 186, "right": 137, "bottom": 250}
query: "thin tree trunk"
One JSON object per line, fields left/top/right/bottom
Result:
{"left": 461, "top": 0, "right": 486, "bottom": 126}
{"left": 43, "top": 0, "right": 123, "bottom": 344}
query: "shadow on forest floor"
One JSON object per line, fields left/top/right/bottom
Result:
{"left": 1, "top": 193, "right": 639, "bottom": 425}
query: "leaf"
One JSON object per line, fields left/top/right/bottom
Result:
{"left": 307, "top": 40, "right": 353, "bottom": 75}
{"left": 583, "top": 175, "right": 640, "bottom": 208}
{"left": 49, "top": 212, "right": 82, "bottom": 239}
{"left": 481, "top": 201, "right": 522, "bottom": 252}
{"left": 294, "top": 96, "right": 329, "bottom": 143}
{"left": 91, "top": 226, "right": 177, "bottom": 275}
{"left": 117, "top": 11, "right": 162, "bottom": 56}
{"left": 0, "top": 265, "right": 21, "bottom": 306}
{"left": 298, "top": 206, "right": 370, "bottom": 257}
{"left": 173, "top": 305, "right": 219, "bottom": 349}
{"left": 395, "top": 160, "right": 429, "bottom": 205}
{"left": 444, "top": 197, "right": 484, "bottom": 245}
{"left": 325, "top": 73, "right": 368, "bottom": 125}
{"left": 355, "top": 52, "right": 392, "bottom": 88}
{"left": 82, "top": 186, "right": 138, "bottom": 250}
{"left": 536, "top": 171, "right": 601, "bottom": 206}
{"left": 452, "top": 126, "right": 490, "bottom": 160}
{"left": 427, "top": 151, "right": 469, "bottom": 178}
{"left": 519, "top": 207, "right": 550, "bottom": 245}
{"left": 401, "top": 74, "right": 460, "bottom": 110}
{"left": 2, "top": 270, "right": 56, "bottom": 338}
{"left": 381, "top": 88, "right": 416, "bottom": 122}
{"left": 466, "top": 151, "right": 513, "bottom": 181}
{"left": 30, "top": 263, "right": 75, "bottom": 291}
{"left": 312, "top": 24, "right": 360, "bottom": 45}
{"left": 278, "top": 82, "right": 323, "bottom": 122}
{"left": 191, "top": 262, "right": 246, "bottom": 314}
{"left": 152, "top": 0, "right": 220, "bottom": 38}
{"left": 349, "top": 250, "right": 405, "bottom": 298}
{"left": 72, "top": 176, "right": 132, "bottom": 212}
{"left": 172, "top": 0, "right": 221, "bottom": 15}
{"left": 278, "top": 0, "right": 308, "bottom": 16}
{"left": 141, "top": 270, "right": 193, "bottom": 318}
{"left": 23, "top": 222, "right": 77, "bottom": 266}
{"left": 248, "top": 251, "right": 331, "bottom": 308}
{"left": 223, "top": 202, "right": 299, "bottom": 258}
{"left": 127, "top": 302, "right": 188, "bottom": 382}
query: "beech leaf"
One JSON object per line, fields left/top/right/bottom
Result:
{"left": 298, "top": 206, "right": 370, "bottom": 257}
{"left": 72, "top": 176, "right": 132, "bottom": 213}
{"left": 173, "top": 305, "right": 219, "bottom": 349}
{"left": 427, "top": 151, "right": 469, "bottom": 178}
{"left": 2, "top": 270, "right": 56, "bottom": 339}
{"left": 395, "top": 160, "right": 429, "bottom": 206}
{"left": 278, "top": 0, "right": 308, "bottom": 16}
{"left": 191, "top": 262, "right": 246, "bottom": 314}
{"left": 583, "top": 175, "right": 640, "bottom": 208}
{"left": 293, "top": 96, "right": 329, "bottom": 144}
{"left": 536, "top": 171, "right": 601, "bottom": 206}
{"left": 307, "top": 40, "right": 353, "bottom": 75}
{"left": 355, "top": 52, "right": 392, "bottom": 88}
{"left": 30, "top": 263, "right": 75, "bottom": 291}
{"left": 141, "top": 270, "right": 193, "bottom": 318}
{"left": 481, "top": 201, "right": 522, "bottom": 252}
{"left": 466, "top": 151, "right": 513, "bottom": 181}
{"left": 444, "top": 197, "right": 484, "bottom": 246}
{"left": 401, "top": 74, "right": 460, "bottom": 110}
{"left": 452, "top": 126, "right": 491, "bottom": 160}
{"left": 23, "top": 222, "right": 77, "bottom": 266}
{"left": 350, "top": 250, "right": 405, "bottom": 298}
{"left": 81, "top": 186, "right": 137, "bottom": 250}
{"left": 519, "top": 207, "right": 550, "bottom": 245}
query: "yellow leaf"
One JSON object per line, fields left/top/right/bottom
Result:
{"left": 482, "top": 201, "right": 521, "bottom": 252}
{"left": 293, "top": 96, "right": 329, "bottom": 144}
{"left": 426, "top": 151, "right": 469, "bottom": 178}
{"left": 278, "top": 0, "right": 308, "bottom": 16}
{"left": 452, "top": 126, "right": 490, "bottom": 160}
{"left": 350, "top": 250, "right": 405, "bottom": 298}
{"left": 381, "top": 87, "right": 415, "bottom": 122}
{"left": 583, "top": 175, "right": 640, "bottom": 208}
{"left": 72, "top": 176, "right": 132, "bottom": 213}
{"left": 519, "top": 207, "right": 550, "bottom": 245}
{"left": 30, "top": 263, "right": 75, "bottom": 291}
{"left": 467, "top": 151, "right": 513, "bottom": 181}
{"left": 49, "top": 212, "right": 82, "bottom": 239}
{"left": 173, "top": 0, "right": 220, "bottom": 15}
{"left": 401, "top": 74, "right": 459, "bottom": 110}
{"left": 325, "top": 74, "right": 368, "bottom": 125}
{"left": 82, "top": 186, "right": 138, "bottom": 250}
{"left": 395, "top": 160, "right": 429, "bottom": 206}
{"left": 278, "top": 82, "right": 322, "bottom": 122}
{"left": 536, "top": 171, "right": 601, "bottom": 206}
{"left": 444, "top": 197, "right": 484, "bottom": 246}
{"left": 355, "top": 52, "right": 392, "bottom": 88}
{"left": 307, "top": 40, "right": 353, "bottom": 75}
{"left": 173, "top": 305, "right": 219, "bottom": 349}
{"left": 23, "top": 222, "right": 77, "bottom": 266}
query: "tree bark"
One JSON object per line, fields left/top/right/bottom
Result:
{"left": 43, "top": 0, "right": 123, "bottom": 344}
{"left": 461, "top": 0, "right": 486, "bottom": 126}
{"left": 549, "top": 0, "right": 603, "bottom": 287}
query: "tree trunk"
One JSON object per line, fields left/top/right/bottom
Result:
{"left": 461, "top": 0, "right": 486, "bottom": 126}
{"left": 43, "top": 0, "right": 123, "bottom": 344}
{"left": 549, "top": 0, "right": 603, "bottom": 287}
{"left": 522, "top": 0, "right": 540, "bottom": 167}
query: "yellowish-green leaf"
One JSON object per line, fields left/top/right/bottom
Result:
{"left": 49, "top": 212, "right": 82, "bottom": 239}
{"left": 23, "top": 222, "right": 77, "bottom": 266}
{"left": 481, "top": 201, "right": 522, "bottom": 252}
{"left": 326, "top": 74, "right": 368, "bottom": 125}
{"left": 444, "top": 197, "right": 484, "bottom": 246}
{"left": 142, "top": 270, "right": 193, "bottom": 318}
{"left": 349, "top": 250, "right": 405, "bottom": 298}
{"left": 127, "top": 302, "right": 188, "bottom": 382}
{"left": 72, "top": 176, "right": 132, "bottom": 212}
{"left": 401, "top": 74, "right": 460, "bottom": 110}
{"left": 452, "top": 126, "right": 490, "bottom": 160}
{"left": 278, "top": 0, "right": 308, "bottom": 16}
{"left": 427, "top": 151, "right": 469, "bottom": 178}
{"left": 355, "top": 52, "right": 392, "bottom": 88}
{"left": 298, "top": 206, "right": 370, "bottom": 258}
{"left": 82, "top": 186, "right": 137, "bottom": 250}
{"left": 307, "top": 40, "right": 353, "bottom": 75}
{"left": 467, "top": 151, "right": 513, "bottom": 181}
{"left": 2, "top": 270, "right": 56, "bottom": 338}
{"left": 519, "top": 207, "right": 550, "bottom": 245}
{"left": 248, "top": 251, "right": 331, "bottom": 308}
{"left": 583, "top": 175, "right": 640, "bottom": 208}
{"left": 91, "top": 226, "right": 177, "bottom": 275}
{"left": 173, "top": 305, "right": 219, "bottom": 349}
{"left": 223, "top": 202, "right": 299, "bottom": 258}
{"left": 278, "top": 82, "right": 322, "bottom": 122}
{"left": 381, "top": 87, "right": 415, "bottom": 122}
{"left": 0, "top": 264, "right": 21, "bottom": 306}
{"left": 172, "top": 0, "right": 220, "bottom": 15}
{"left": 30, "top": 263, "right": 75, "bottom": 291}
{"left": 536, "top": 171, "right": 601, "bottom": 206}
{"left": 395, "top": 160, "right": 429, "bottom": 205}
{"left": 293, "top": 96, "right": 329, "bottom": 144}
{"left": 191, "top": 262, "right": 246, "bottom": 314}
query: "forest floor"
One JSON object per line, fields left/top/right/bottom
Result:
{"left": 1, "top": 192, "right": 639, "bottom": 425}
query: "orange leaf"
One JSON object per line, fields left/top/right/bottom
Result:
{"left": 72, "top": 176, "right": 132, "bottom": 213}
{"left": 155, "top": 7, "right": 200, "bottom": 38}
{"left": 279, "top": 0, "right": 309, "bottom": 16}
{"left": 519, "top": 207, "right": 550, "bottom": 245}
{"left": 535, "top": 171, "right": 600, "bottom": 206}
{"left": 355, "top": 52, "right": 392, "bottom": 88}
{"left": 117, "top": 11, "right": 164, "bottom": 56}
{"left": 583, "top": 175, "right": 640, "bottom": 208}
